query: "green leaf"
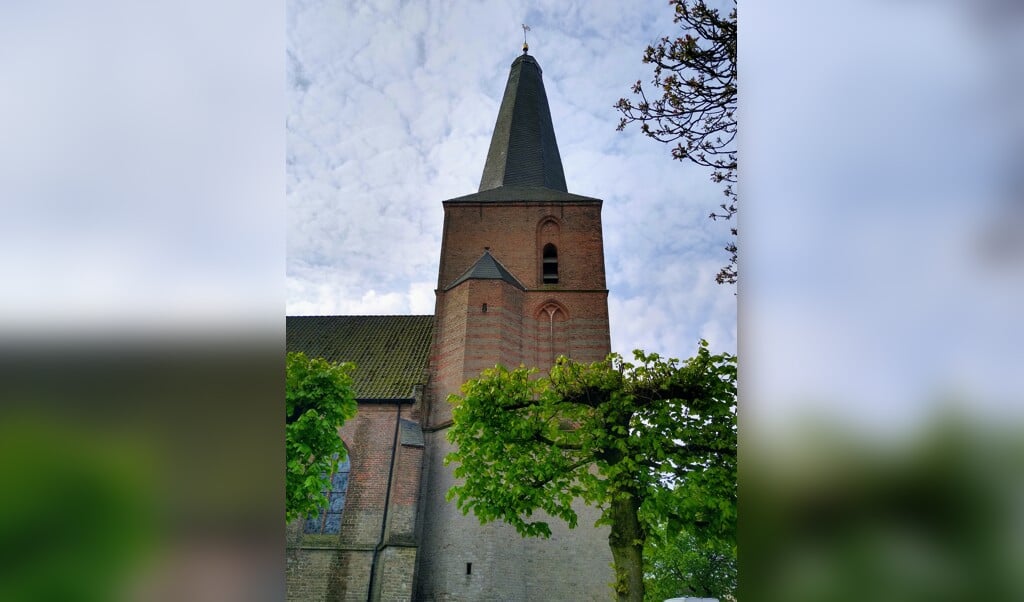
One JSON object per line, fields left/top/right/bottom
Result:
{"left": 284, "top": 351, "right": 357, "bottom": 523}
{"left": 444, "top": 339, "right": 737, "bottom": 601}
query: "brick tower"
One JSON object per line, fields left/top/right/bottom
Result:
{"left": 415, "top": 49, "right": 614, "bottom": 600}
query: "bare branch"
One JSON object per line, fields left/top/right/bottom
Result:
{"left": 617, "top": 1, "right": 737, "bottom": 284}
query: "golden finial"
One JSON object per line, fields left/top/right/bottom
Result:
{"left": 522, "top": 23, "right": 531, "bottom": 54}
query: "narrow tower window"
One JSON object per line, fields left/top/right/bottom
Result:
{"left": 542, "top": 243, "right": 558, "bottom": 284}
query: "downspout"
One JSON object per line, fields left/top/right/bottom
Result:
{"left": 367, "top": 400, "right": 403, "bottom": 602}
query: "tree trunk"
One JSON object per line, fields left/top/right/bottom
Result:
{"left": 608, "top": 491, "right": 645, "bottom": 602}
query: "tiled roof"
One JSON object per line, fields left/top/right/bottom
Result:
{"left": 286, "top": 315, "right": 433, "bottom": 400}
{"left": 443, "top": 185, "right": 601, "bottom": 204}
{"left": 445, "top": 250, "right": 526, "bottom": 291}
{"left": 478, "top": 53, "right": 567, "bottom": 193}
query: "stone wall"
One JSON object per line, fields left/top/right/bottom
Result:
{"left": 415, "top": 432, "right": 613, "bottom": 601}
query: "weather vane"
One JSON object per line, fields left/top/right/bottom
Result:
{"left": 522, "top": 23, "right": 530, "bottom": 54}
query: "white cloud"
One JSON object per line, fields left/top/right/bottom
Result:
{"left": 287, "top": 0, "right": 736, "bottom": 362}
{"left": 0, "top": 1, "right": 284, "bottom": 332}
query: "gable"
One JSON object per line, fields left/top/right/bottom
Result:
{"left": 445, "top": 250, "right": 526, "bottom": 291}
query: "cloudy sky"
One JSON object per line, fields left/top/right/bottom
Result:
{"left": 3, "top": 0, "right": 1020, "bottom": 437}
{"left": 285, "top": 0, "right": 737, "bottom": 359}
{"left": 740, "top": 0, "right": 1024, "bottom": 433}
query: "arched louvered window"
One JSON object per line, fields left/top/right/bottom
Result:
{"left": 303, "top": 453, "right": 350, "bottom": 534}
{"left": 542, "top": 243, "right": 558, "bottom": 284}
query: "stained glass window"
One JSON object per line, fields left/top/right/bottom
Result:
{"left": 303, "top": 454, "right": 350, "bottom": 535}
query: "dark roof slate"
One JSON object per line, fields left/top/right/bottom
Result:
{"left": 444, "top": 185, "right": 601, "bottom": 204}
{"left": 478, "top": 53, "right": 567, "bottom": 193}
{"left": 286, "top": 315, "right": 433, "bottom": 400}
{"left": 445, "top": 250, "right": 526, "bottom": 291}
{"left": 399, "top": 418, "right": 424, "bottom": 448}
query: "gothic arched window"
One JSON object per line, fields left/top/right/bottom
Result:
{"left": 303, "top": 453, "right": 350, "bottom": 535}
{"left": 542, "top": 243, "right": 558, "bottom": 284}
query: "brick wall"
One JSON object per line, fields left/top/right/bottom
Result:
{"left": 428, "top": 285, "right": 469, "bottom": 427}
{"left": 427, "top": 201, "right": 611, "bottom": 427}
{"left": 436, "top": 201, "right": 607, "bottom": 292}
{"left": 374, "top": 547, "right": 418, "bottom": 602}
{"left": 287, "top": 402, "right": 422, "bottom": 601}
{"left": 288, "top": 196, "right": 616, "bottom": 601}
{"left": 415, "top": 433, "right": 529, "bottom": 601}
{"left": 386, "top": 430, "right": 423, "bottom": 545}
{"left": 415, "top": 433, "right": 612, "bottom": 601}
{"left": 286, "top": 547, "right": 373, "bottom": 601}
{"left": 418, "top": 197, "right": 615, "bottom": 600}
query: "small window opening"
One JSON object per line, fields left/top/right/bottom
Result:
{"left": 482, "top": 303, "right": 487, "bottom": 313}
{"left": 466, "top": 562, "right": 473, "bottom": 575}
{"left": 542, "top": 244, "right": 558, "bottom": 284}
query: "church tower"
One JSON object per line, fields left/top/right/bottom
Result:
{"left": 416, "top": 49, "right": 613, "bottom": 600}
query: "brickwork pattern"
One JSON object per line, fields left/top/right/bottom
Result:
{"left": 419, "top": 197, "right": 615, "bottom": 600}
{"left": 427, "top": 202, "right": 612, "bottom": 428}
{"left": 385, "top": 439, "right": 423, "bottom": 545}
{"left": 287, "top": 402, "right": 422, "bottom": 601}
{"left": 416, "top": 433, "right": 612, "bottom": 601}
{"left": 286, "top": 548, "right": 373, "bottom": 602}
{"left": 437, "top": 202, "right": 607, "bottom": 292}
{"left": 374, "top": 547, "right": 418, "bottom": 602}
{"left": 339, "top": 406, "right": 399, "bottom": 546}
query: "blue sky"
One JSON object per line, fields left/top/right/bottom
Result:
{"left": 284, "top": 0, "right": 738, "bottom": 360}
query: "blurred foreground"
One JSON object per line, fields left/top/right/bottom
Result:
{"left": 0, "top": 340, "right": 283, "bottom": 602}
{"left": 741, "top": 413, "right": 1024, "bottom": 601}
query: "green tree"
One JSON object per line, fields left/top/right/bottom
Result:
{"left": 445, "top": 341, "right": 736, "bottom": 602}
{"left": 285, "top": 351, "right": 357, "bottom": 523}
{"left": 617, "top": 0, "right": 738, "bottom": 285}
{"left": 643, "top": 517, "right": 737, "bottom": 601}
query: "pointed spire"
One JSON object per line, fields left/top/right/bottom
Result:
{"left": 478, "top": 53, "right": 567, "bottom": 192}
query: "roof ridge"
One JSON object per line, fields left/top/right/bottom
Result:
{"left": 443, "top": 185, "right": 602, "bottom": 204}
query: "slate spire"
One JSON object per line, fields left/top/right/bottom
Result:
{"left": 478, "top": 52, "right": 567, "bottom": 192}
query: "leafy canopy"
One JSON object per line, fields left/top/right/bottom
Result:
{"left": 285, "top": 351, "right": 357, "bottom": 523}
{"left": 643, "top": 511, "right": 737, "bottom": 601}
{"left": 445, "top": 341, "right": 736, "bottom": 600}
